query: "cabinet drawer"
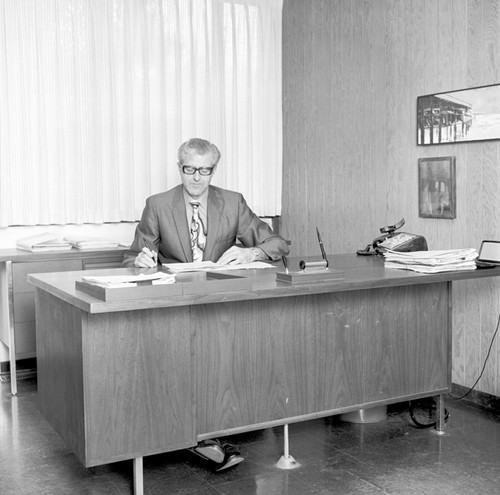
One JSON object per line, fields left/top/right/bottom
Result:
{"left": 82, "top": 255, "right": 124, "bottom": 270}
{"left": 13, "top": 259, "right": 83, "bottom": 293}
{"left": 14, "top": 321, "right": 36, "bottom": 356}
{"left": 14, "top": 292, "right": 35, "bottom": 323}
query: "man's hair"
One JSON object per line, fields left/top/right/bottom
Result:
{"left": 178, "top": 138, "right": 221, "bottom": 166}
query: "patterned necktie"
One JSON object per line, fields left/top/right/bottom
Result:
{"left": 190, "top": 202, "right": 206, "bottom": 262}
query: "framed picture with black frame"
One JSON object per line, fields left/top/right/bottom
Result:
{"left": 418, "top": 156, "right": 456, "bottom": 219}
{"left": 417, "top": 83, "right": 500, "bottom": 145}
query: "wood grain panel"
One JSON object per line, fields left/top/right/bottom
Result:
{"left": 467, "top": 0, "right": 484, "bottom": 85}
{"left": 35, "top": 288, "right": 195, "bottom": 466}
{"left": 35, "top": 289, "right": 86, "bottom": 463}
{"left": 83, "top": 306, "right": 194, "bottom": 465}
{"left": 434, "top": 0, "right": 454, "bottom": 246}
{"left": 194, "top": 284, "right": 449, "bottom": 435}
{"left": 449, "top": 0, "right": 467, "bottom": 248}
{"left": 464, "top": 279, "right": 485, "bottom": 388}
{"left": 482, "top": 0, "right": 499, "bottom": 83}
{"left": 480, "top": 142, "right": 500, "bottom": 393}
{"left": 452, "top": 281, "right": 468, "bottom": 386}
{"left": 282, "top": 0, "right": 500, "bottom": 397}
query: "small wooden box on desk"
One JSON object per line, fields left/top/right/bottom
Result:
{"left": 75, "top": 271, "right": 252, "bottom": 301}
{"left": 0, "top": 247, "right": 127, "bottom": 395}
{"left": 276, "top": 257, "right": 344, "bottom": 284}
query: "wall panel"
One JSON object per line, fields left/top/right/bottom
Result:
{"left": 283, "top": 0, "right": 500, "bottom": 396}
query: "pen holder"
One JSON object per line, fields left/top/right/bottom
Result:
{"left": 299, "top": 259, "right": 328, "bottom": 271}
{"left": 276, "top": 263, "right": 344, "bottom": 285}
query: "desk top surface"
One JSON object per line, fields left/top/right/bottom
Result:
{"left": 28, "top": 253, "right": 500, "bottom": 314}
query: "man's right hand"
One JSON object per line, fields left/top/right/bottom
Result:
{"left": 134, "top": 247, "right": 158, "bottom": 268}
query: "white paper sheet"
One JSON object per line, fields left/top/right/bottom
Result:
{"left": 81, "top": 271, "right": 176, "bottom": 288}
{"left": 163, "top": 261, "right": 274, "bottom": 273}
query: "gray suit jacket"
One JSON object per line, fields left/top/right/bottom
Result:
{"left": 123, "top": 184, "right": 289, "bottom": 266}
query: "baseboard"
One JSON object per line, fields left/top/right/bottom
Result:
{"left": 451, "top": 383, "right": 500, "bottom": 411}
{"left": 0, "top": 357, "right": 37, "bottom": 374}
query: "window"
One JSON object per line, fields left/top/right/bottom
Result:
{"left": 0, "top": 0, "right": 283, "bottom": 227}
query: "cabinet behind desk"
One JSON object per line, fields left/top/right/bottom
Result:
{"left": 0, "top": 247, "right": 126, "bottom": 395}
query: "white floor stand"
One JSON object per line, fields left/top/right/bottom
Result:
{"left": 275, "top": 424, "right": 301, "bottom": 469}
{"left": 133, "top": 457, "right": 144, "bottom": 495}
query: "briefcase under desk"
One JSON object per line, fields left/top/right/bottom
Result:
{"left": 0, "top": 247, "right": 127, "bottom": 395}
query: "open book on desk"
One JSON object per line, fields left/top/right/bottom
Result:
{"left": 163, "top": 261, "right": 274, "bottom": 273}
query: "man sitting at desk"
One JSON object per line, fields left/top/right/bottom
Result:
{"left": 123, "top": 137, "right": 289, "bottom": 470}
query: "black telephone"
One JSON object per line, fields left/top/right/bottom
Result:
{"left": 357, "top": 218, "right": 428, "bottom": 256}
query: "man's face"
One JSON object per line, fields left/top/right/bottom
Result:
{"left": 178, "top": 153, "right": 217, "bottom": 199}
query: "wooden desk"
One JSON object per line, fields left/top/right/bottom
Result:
{"left": 28, "top": 255, "right": 500, "bottom": 494}
{"left": 0, "top": 247, "right": 126, "bottom": 394}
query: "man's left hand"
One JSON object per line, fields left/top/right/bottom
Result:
{"left": 217, "top": 246, "right": 261, "bottom": 265}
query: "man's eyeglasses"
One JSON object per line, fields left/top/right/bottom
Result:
{"left": 180, "top": 164, "right": 215, "bottom": 176}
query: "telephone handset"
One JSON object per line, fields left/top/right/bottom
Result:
{"left": 357, "top": 218, "right": 428, "bottom": 256}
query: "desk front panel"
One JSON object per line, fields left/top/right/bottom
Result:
{"left": 194, "top": 282, "right": 450, "bottom": 436}
{"left": 35, "top": 279, "right": 450, "bottom": 466}
{"left": 36, "top": 290, "right": 195, "bottom": 467}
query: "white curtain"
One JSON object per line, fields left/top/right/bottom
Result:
{"left": 0, "top": 0, "right": 283, "bottom": 227}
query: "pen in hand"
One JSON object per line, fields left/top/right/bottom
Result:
{"left": 139, "top": 244, "right": 158, "bottom": 268}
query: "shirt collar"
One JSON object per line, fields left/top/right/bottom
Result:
{"left": 182, "top": 188, "right": 209, "bottom": 208}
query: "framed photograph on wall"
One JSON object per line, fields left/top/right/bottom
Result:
{"left": 418, "top": 156, "right": 456, "bottom": 219}
{"left": 417, "top": 83, "right": 500, "bottom": 145}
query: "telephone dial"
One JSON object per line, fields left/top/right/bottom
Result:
{"left": 357, "top": 218, "right": 428, "bottom": 256}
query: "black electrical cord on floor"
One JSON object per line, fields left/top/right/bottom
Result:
{"left": 453, "top": 311, "right": 500, "bottom": 401}
{"left": 408, "top": 399, "right": 449, "bottom": 429}
{"left": 408, "top": 311, "right": 500, "bottom": 428}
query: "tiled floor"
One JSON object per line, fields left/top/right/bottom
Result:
{"left": 1, "top": 377, "right": 500, "bottom": 494}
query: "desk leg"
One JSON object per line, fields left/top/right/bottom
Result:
{"left": 133, "top": 457, "right": 144, "bottom": 495}
{"left": 6, "top": 261, "right": 17, "bottom": 396}
{"left": 435, "top": 394, "right": 446, "bottom": 433}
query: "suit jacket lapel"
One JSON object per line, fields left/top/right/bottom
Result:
{"left": 205, "top": 186, "right": 223, "bottom": 261}
{"left": 171, "top": 185, "right": 192, "bottom": 262}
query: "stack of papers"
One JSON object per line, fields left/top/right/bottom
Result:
{"left": 81, "top": 272, "right": 176, "bottom": 288}
{"left": 17, "top": 233, "right": 72, "bottom": 252}
{"left": 64, "top": 235, "right": 119, "bottom": 249}
{"left": 384, "top": 248, "right": 478, "bottom": 273}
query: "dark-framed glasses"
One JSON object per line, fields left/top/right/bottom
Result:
{"left": 180, "top": 164, "right": 214, "bottom": 176}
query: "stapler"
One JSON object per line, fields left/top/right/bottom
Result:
{"left": 189, "top": 439, "right": 244, "bottom": 471}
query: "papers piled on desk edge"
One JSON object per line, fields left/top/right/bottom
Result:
{"left": 64, "top": 235, "right": 119, "bottom": 249}
{"left": 17, "top": 233, "right": 72, "bottom": 252}
{"left": 384, "top": 248, "right": 478, "bottom": 273}
{"left": 81, "top": 271, "right": 176, "bottom": 288}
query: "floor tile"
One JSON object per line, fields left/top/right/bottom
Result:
{"left": 2, "top": 379, "right": 500, "bottom": 495}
